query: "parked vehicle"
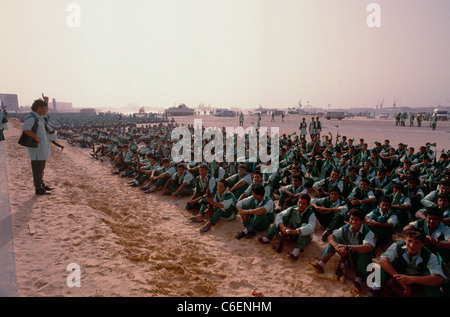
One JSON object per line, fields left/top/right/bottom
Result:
{"left": 379, "top": 112, "right": 388, "bottom": 119}
{"left": 324, "top": 111, "right": 346, "bottom": 120}
{"left": 164, "top": 104, "right": 195, "bottom": 116}
{"left": 218, "top": 110, "right": 236, "bottom": 117}
{"left": 434, "top": 108, "right": 448, "bottom": 121}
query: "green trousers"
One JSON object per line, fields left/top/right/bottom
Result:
{"left": 380, "top": 262, "right": 443, "bottom": 297}
{"left": 318, "top": 238, "right": 372, "bottom": 279}
{"left": 265, "top": 221, "right": 312, "bottom": 250}
{"left": 313, "top": 209, "right": 345, "bottom": 232}
{"left": 210, "top": 207, "right": 236, "bottom": 226}
{"left": 242, "top": 213, "right": 274, "bottom": 233}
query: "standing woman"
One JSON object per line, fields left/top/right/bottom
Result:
{"left": 21, "top": 98, "right": 53, "bottom": 195}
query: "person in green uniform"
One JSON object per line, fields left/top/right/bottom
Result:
{"left": 313, "top": 168, "right": 344, "bottom": 198}
{"left": 404, "top": 206, "right": 450, "bottom": 265}
{"left": 226, "top": 164, "right": 252, "bottom": 200}
{"left": 417, "top": 113, "right": 423, "bottom": 127}
{"left": 316, "top": 116, "right": 322, "bottom": 138}
{"left": 299, "top": 117, "right": 307, "bottom": 141}
{"left": 371, "top": 228, "right": 446, "bottom": 297}
{"left": 431, "top": 113, "right": 437, "bottom": 130}
{"left": 341, "top": 166, "right": 361, "bottom": 198}
{"left": 185, "top": 164, "right": 216, "bottom": 212}
{"left": 347, "top": 178, "right": 377, "bottom": 215}
{"left": 131, "top": 155, "right": 160, "bottom": 187}
{"left": 309, "top": 117, "right": 316, "bottom": 141}
{"left": 369, "top": 168, "right": 393, "bottom": 201}
{"left": 277, "top": 174, "right": 308, "bottom": 211}
{"left": 192, "top": 179, "right": 238, "bottom": 233}
{"left": 309, "top": 208, "right": 375, "bottom": 295}
{"left": 235, "top": 183, "right": 275, "bottom": 239}
{"left": 365, "top": 196, "right": 399, "bottom": 245}
{"left": 258, "top": 194, "right": 315, "bottom": 261}
{"left": 143, "top": 158, "right": 176, "bottom": 193}
{"left": 311, "top": 186, "right": 349, "bottom": 242}
{"left": 162, "top": 163, "right": 195, "bottom": 197}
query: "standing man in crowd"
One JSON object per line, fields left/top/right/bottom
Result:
{"left": 21, "top": 98, "right": 53, "bottom": 195}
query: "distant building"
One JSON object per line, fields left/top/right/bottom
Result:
{"left": 0, "top": 94, "right": 19, "bottom": 112}
{"left": 49, "top": 101, "right": 74, "bottom": 112}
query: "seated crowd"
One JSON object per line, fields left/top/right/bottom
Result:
{"left": 56, "top": 117, "right": 449, "bottom": 297}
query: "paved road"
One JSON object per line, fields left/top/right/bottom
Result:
{"left": 0, "top": 141, "right": 18, "bottom": 297}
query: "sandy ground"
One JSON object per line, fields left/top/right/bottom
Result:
{"left": 3, "top": 114, "right": 449, "bottom": 297}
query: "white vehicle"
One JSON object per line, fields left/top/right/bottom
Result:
{"left": 379, "top": 112, "right": 388, "bottom": 119}
{"left": 433, "top": 108, "right": 448, "bottom": 121}
{"left": 324, "top": 111, "right": 346, "bottom": 120}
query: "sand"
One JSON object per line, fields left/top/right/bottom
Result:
{"left": 3, "top": 114, "right": 449, "bottom": 297}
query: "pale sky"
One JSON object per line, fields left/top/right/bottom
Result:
{"left": 1, "top": 0, "right": 449, "bottom": 110}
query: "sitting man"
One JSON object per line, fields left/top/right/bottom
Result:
{"left": 341, "top": 166, "right": 361, "bottom": 198}
{"left": 369, "top": 168, "right": 393, "bottom": 201}
{"left": 421, "top": 180, "right": 450, "bottom": 208}
{"left": 309, "top": 208, "right": 375, "bottom": 295}
{"left": 185, "top": 164, "right": 217, "bottom": 213}
{"left": 235, "top": 183, "right": 275, "bottom": 239}
{"left": 189, "top": 179, "right": 238, "bottom": 233}
{"left": 162, "top": 163, "right": 195, "bottom": 197}
{"left": 226, "top": 164, "right": 253, "bottom": 200}
{"left": 365, "top": 196, "right": 399, "bottom": 245}
{"left": 311, "top": 186, "right": 349, "bottom": 242}
{"left": 370, "top": 228, "right": 446, "bottom": 297}
{"left": 347, "top": 178, "right": 377, "bottom": 215}
{"left": 143, "top": 158, "right": 176, "bottom": 194}
{"left": 404, "top": 206, "right": 450, "bottom": 266}
{"left": 404, "top": 175, "right": 425, "bottom": 216}
{"left": 277, "top": 174, "right": 308, "bottom": 211}
{"left": 312, "top": 169, "right": 344, "bottom": 198}
{"left": 258, "top": 194, "right": 315, "bottom": 261}
{"left": 238, "top": 171, "right": 271, "bottom": 201}
{"left": 389, "top": 182, "right": 412, "bottom": 226}
{"left": 130, "top": 155, "right": 160, "bottom": 187}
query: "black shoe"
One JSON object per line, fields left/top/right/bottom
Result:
{"left": 36, "top": 189, "right": 51, "bottom": 195}
{"left": 288, "top": 253, "right": 299, "bottom": 261}
{"left": 144, "top": 187, "right": 157, "bottom": 194}
{"left": 245, "top": 231, "right": 256, "bottom": 239}
{"left": 235, "top": 231, "right": 247, "bottom": 239}
{"left": 258, "top": 237, "right": 270, "bottom": 244}
{"left": 42, "top": 185, "right": 55, "bottom": 191}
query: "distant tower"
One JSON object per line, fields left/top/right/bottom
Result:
{"left": 52, "top": 98, "right": 56, "bottom": 112}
